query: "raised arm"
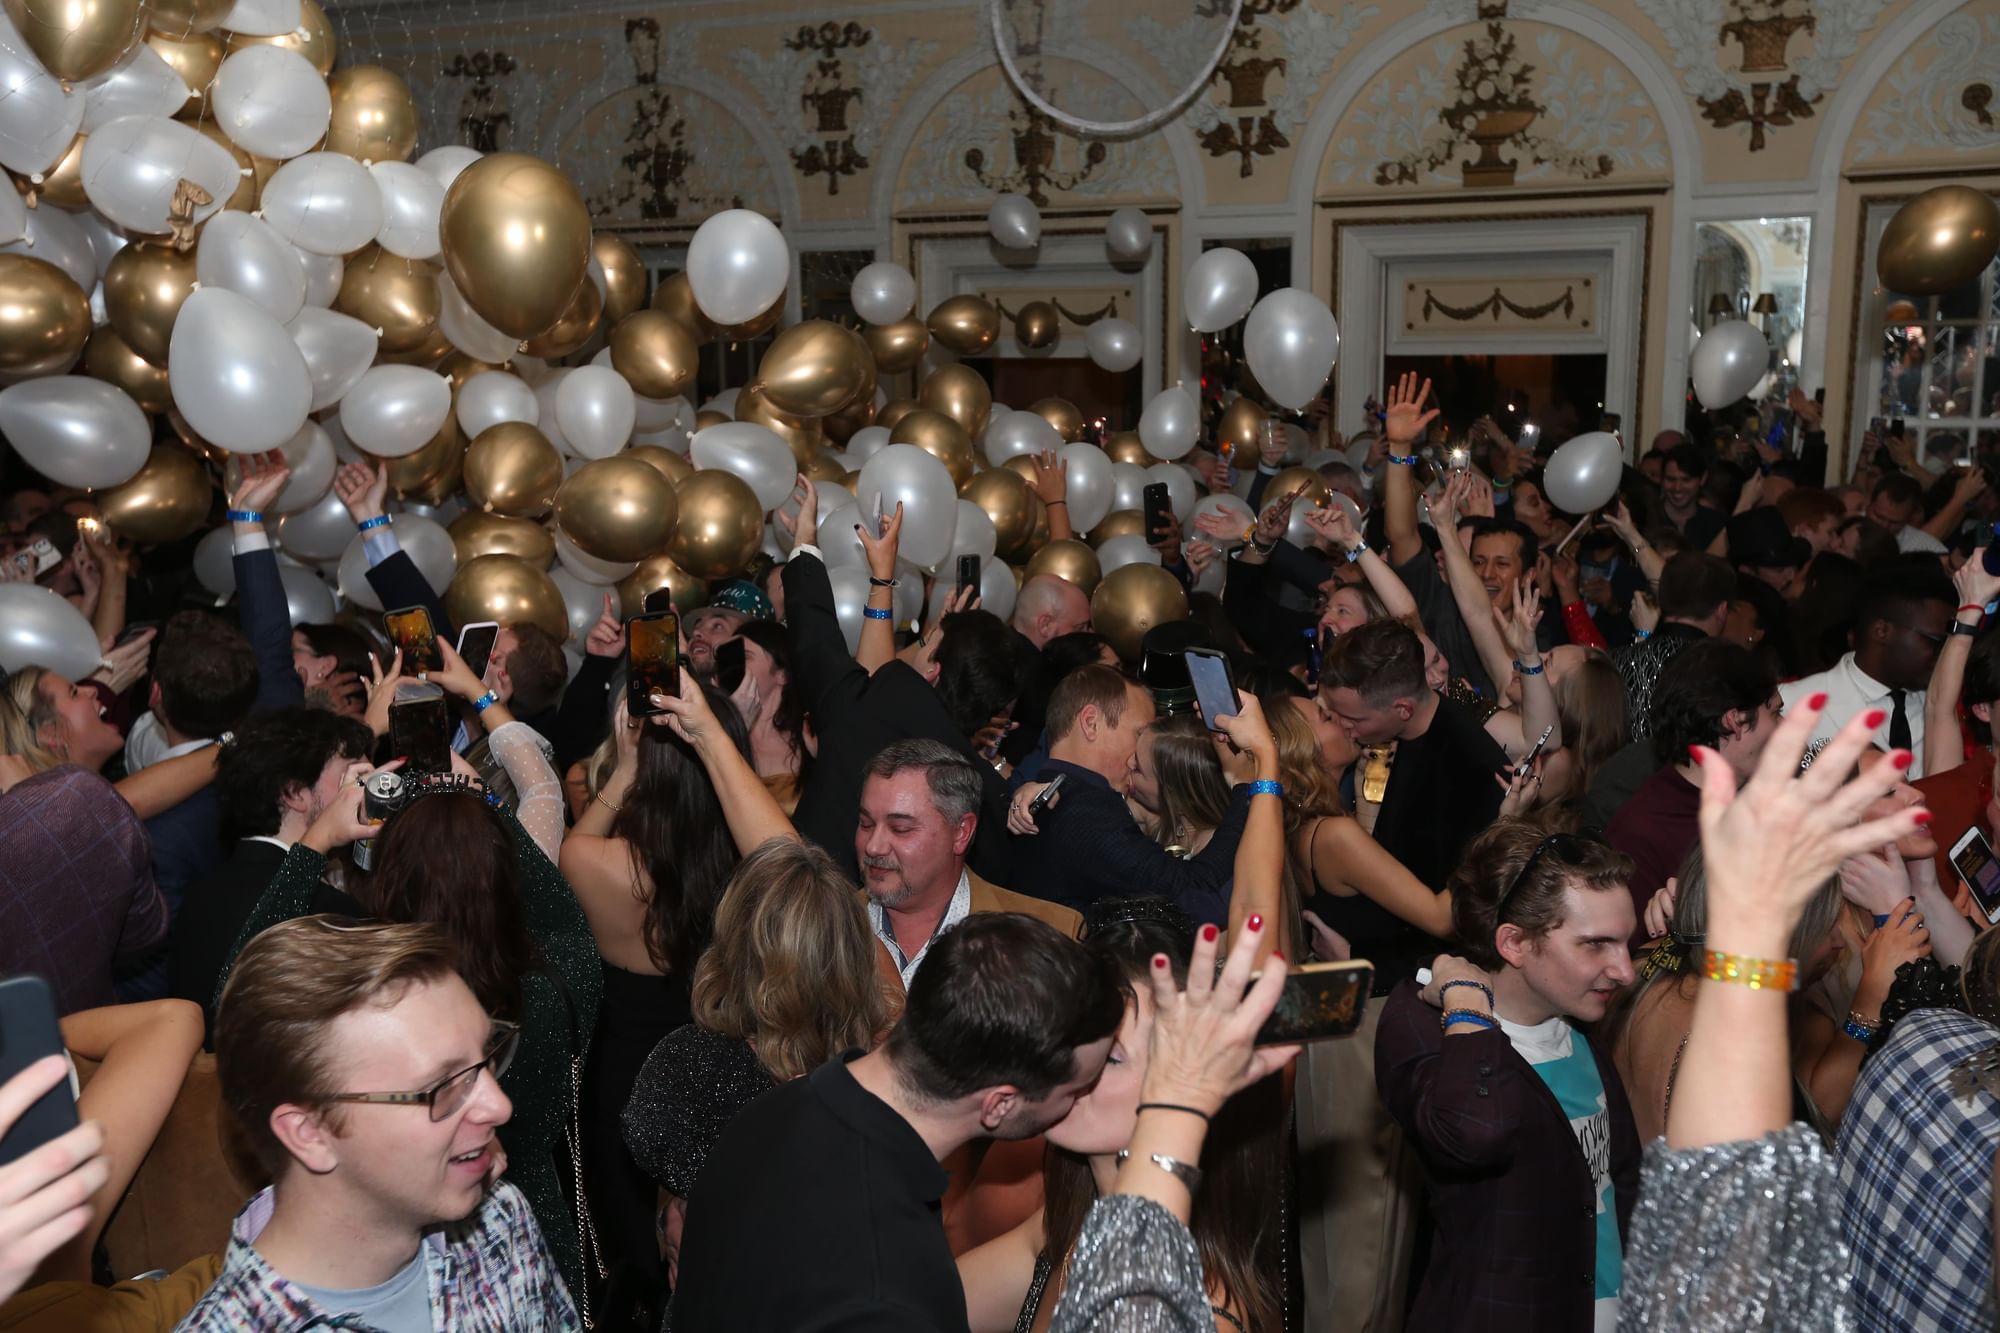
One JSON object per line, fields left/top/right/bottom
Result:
{"left": 1380, "top": 373, "right": 1440, "bottom": 568}
{"left": 1498, "top": 581, "right": 1560, "bottom": 754}
{"left": 113, "top": 744, "right": 220, "bottom": 821}
{"left": 1028, "top": 449, "right": 1074, "bottom": 543}
{"left": 1926, "top": 555, "right": 1999, "bottom": 776}
{"left": 1430, "top": 473, "right": 1516, "bottom": 702}
{"left": 225, "top": 452, "right": 308, "bottom": 709}
{"left": 1303, "top": 502, "right": 1417, "bottom": 622}
{"left": 658, "top": 682, "right": 798, "bottom": 855}
{"left": 1603, "top": 496, "right": 1665, "bottom": 588}
{"left": 1215, "top": 696, "right": 1283, "bottom": 967}
{"left": 855, "top": 496, "right": 907, "bottom": 675}
{"left": 1923, "top": 468, "right": 1988, "bottom": 543}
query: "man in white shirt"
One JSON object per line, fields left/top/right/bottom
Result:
{"left": 1780, "top": 564, "right": 1955, "bottom": 776}
{"left": 123, "top": 611, "right": 259, "bottom": 772}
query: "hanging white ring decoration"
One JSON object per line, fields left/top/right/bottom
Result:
{"left": 987, "top": 0, "right": 1246, "bottom": 138}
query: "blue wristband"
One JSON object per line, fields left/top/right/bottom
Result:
{"left": 1843, "top": 1018, "right": 1877, "bottom": 1044}
{"left": 1441, "top": 1009, "right": 1498, "bottom": 1031}
{"left": 1872, "top": 913, "right": 1891, "bottom": 928}
{"left": 1513, "top": 659, "right": 1544, "bottom": 676}
{"left": 357, "top": 515, "right": 390, "bottom": 532}
{"left": 1633, "top": 629, "right": 1652, "bottom": 641}
{"left": 226, "top": 508, "right": 263, "bottom": 524}
{"left": 1248, "top": 778, "right": 1282, "bottom": 797}
{"left": 1387, "top": 452, "right": 1420, "bottom": 467}
{"left": 472, "top": 690, "right": 498, "bottom": 713}
{"left": 863, "top": 606, "right": 892, "bottom": 620}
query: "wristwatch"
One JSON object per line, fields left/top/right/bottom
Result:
{"left": 1952, "top": 620, "right": 1982, "bottom": 638}
{"left": 1344, "top": 540, "right": 1368, "bottom": 563}
{"left": 1116, "top": 1149, "right": 1203, "bottom": 1195}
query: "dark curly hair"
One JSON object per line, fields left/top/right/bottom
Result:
{"left": 216, "top": 708, "right": 374, "bottom": 839}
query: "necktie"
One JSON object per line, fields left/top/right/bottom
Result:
{"left": 1887, "top": 689, "right": 1913, "bottom": 754}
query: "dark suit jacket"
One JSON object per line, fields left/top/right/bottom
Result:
{"left": 364, "top": 548, "right": 452, "bottom": 641}
{"left": 784, "top": 552, "right": 1014, "bottom": 886}
{"left": 233, "top": 545, "right": 306, "bottom": 709}
{"left": 1375, "top": 981, "right": 1640, "bottom": 1333}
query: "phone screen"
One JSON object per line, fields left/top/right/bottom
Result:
{"left": 1952, "top": 829, "right": 2000, "bottom": 924}
{"left": 0, "top": 976, "right": 78, "bottom": 1167}
{"left": 1255, "top": 962, "right": 1374, "bottom": 1045}
{"left": 1183, "top": 649, "right": 1240, "bottom": 732}
{"left": 389, "top": 696, "right": 451, "bottom": 773}
{"left": 714, "top": 637, "right": 746, "bottom": 696}
{"left": 457, "top": 623, "right": 499, "bottom": 680}
{"left": 1143, "top": 482, "right": 1172, "bottom": 540}
{"left": 386, "top": 607, "right": 443, "bottom": 673}
{"left": 628, "top": 611, "right": 680, "bottom": 717}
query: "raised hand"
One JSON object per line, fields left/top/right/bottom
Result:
{"left": 230, "top": 450, "right": 292, "bottom": 518}
{"left": 585, "top": 591, "right": 626, "bottom": 659}
{"left": 1253, "top": 491, "right": 1296, "bottom": 548}
{"left": 1028, "top": 448, "right": 1067, "bottom": 505}
{"left": 333, "top": 460, "right": 389, "bottom": 525}
{"left": 1499, "top": 577, "right": 1542, "bottom": 659}
{"left": 1303, "top": 501, "right": 1358, "bottom": 552}
{"left": 1383, "top": 371, "right": 1441, "bottom": 447}
{"left": 856, "top": 501, "right": 904, "bottom": 582}
{"left": 1140, "top": 914, "right": 1298, "bottom": 1115}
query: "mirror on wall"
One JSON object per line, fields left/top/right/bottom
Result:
{"left": 1691, "top": 216, "right": 1810, "bottom": 394}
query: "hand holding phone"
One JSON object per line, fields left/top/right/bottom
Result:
{"left": 957, "top": 554, "right": 981, "bottom": 600}
{"left": 385, "top": 606, "right": 443, "bottom": 674}
{"left": 1950, "top": 826, "right": 2000, "bottom": 926}
{"left": 1184, "top": 648, "right": 1241, "bottom": 733}
{"left": 1142, "top": 482, "right": 1173, "bottom": 543}
{"left": 627, "top": 610, "right": 681, "bottom": 717}
{"left": 456, "top": 622, "right": 500, "bottom": 681}
{"left": 1255, "top": 962, "right": 1374, "bottom": 1045}
{"left": 388, "top": 688, "right": 452, "bottom": 773}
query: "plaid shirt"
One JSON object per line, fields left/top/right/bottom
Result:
{"left": 175, "top": 1181, "right": 579, "bottom": 1332}
{"left": 1838, "top": 1007, "right": 2000, "bottom": 1332}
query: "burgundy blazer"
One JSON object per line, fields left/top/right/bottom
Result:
{"left": 1374, "top": 980, "right": 1641, "bottom": 1333}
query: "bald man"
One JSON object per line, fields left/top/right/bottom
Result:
{"left": 1011, "top": 574, "right": 1091, "bottom": 650}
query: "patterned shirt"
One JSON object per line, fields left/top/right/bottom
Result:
{"left": 1838, "top": 1007, "right": 2000, "bottom": 1333}
{"left": 175, "top": 1181, "right": 580, "bottom": 1332}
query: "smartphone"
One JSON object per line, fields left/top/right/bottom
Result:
{"left": 11, "top": 537, "right": 58, "bottom": 580}
{"left": 1950, "top": 826, "right": 2000, "bottom": 926}
{"left": 388, "top": 692, "right": 451, "bottom": 773}
{"left": 1142, "top": 482, "right": 1172, "bottom": 542}
{"left": 385, "top": 605, "right": 442, "bottom": 674}
{"left": 114, "top": 619, "right": 158, "bottom": 647}
{"left": 456, "top": 621, "right": 499, "bottom": 681}
{"left": 1184, "top": 647, "right": 1241, "bottom": 732}
{"left": 1891, "top": 418, "right": 1907, "bottom": 440}
{"left": 714, "top": 636, "right": 746, "bottom": 695}
{"left": 957, "top": 553, "right": 981, "bottom": 600}
{"left": 1302, "top": 625, "right": 1324, "bottom": 689}
{"left": 0, "top": 975, "right": 79, "bottom": 1168}
{"left": 627, "top": 609, "right": 680, "bottom": 717}
{"left": 1513, "top": 722, "right": 1556, "bottom": 779}
{"left": 1255, "top": 961, "right": 1375, "bottom": 1045}
{"left": 643, "top": 587, "right": 674, "bottom": 615}
{"left": 1028, "top": 771, "right": 1066, "bottom": 817}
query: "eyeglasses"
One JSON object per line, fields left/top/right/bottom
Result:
{"left": 1496, "top": 831, "right": 1603, "bottom": 912}
{"left": 324, "top": 1022, "right": 520, "bottom": 1122}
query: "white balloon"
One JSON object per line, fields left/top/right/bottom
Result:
{"left": 297, "top": 248, "right": 341, "bottom": 307}
{"left": 1284, "top": 494, "right": 1323, "bottom": 550}
{"left": 260, "top": 418, "right": 336, "bottom": 513}
{"left": 339, "top": 365, "right": 452, "bottom": 458}
{"left": 553, "top": 529, "right": 635, "bottom": 584}
{"left": 1138, "top": 383, "right": 1198, "bottom": 460}
{"left": 977, "top": 556, "right": 1017, "bottom": 621}
{"left": 1084, "top": 317, "right": 1141, "bottom": 373}
{"left": 691, "top": 420, "right": 795, "bottom": 511}
{"left": 81, "top": 115, "right": 236, "bottom": 234}
{"left": 0, "top": 584, "right": 104, "bottom": 679}
{"left": 81, "top": 44, "right": 188, "bottom": 133}
{"left": 260, "top": 152, "right": 382, "bottom": 256}
{"left": 987, "top": 193, "right": 1040, "bottom": 250}
{"left": 0, "top": 12, "right": 81, "bottom": 177}
{"left": 1096, "top": 533, "right": 1162, "bottom": 575}
{"left": 169, "top": 287, "right": 310, "bottom": 452}
{"left": 73, "top": 208, "right": 126, "bottom": 279}
{"left": 850, "top": 261, "right": 915, "bottom": 325}
{"left": 943, "top": 499, "right": 998, "bottom": 565}
{"left": 1146, "top": 462, "right": 1198, "bottom": 525}
{"left": 335, "top": 513, "right": 454, "bottom": 610}
{"left": 846, "top": 424, "right": 891, "bottom": 464}
{"left": 631, "top": 391, "right": 691, "bottom": 434}
{"left": 210, "top": 46, "right": 329, "bottom": 160}
{"left": 0, "top": 203, "right": 94, "bottom": 289}
{"left": 818, "top": 501, "right": 866, "bottom": 569}
{"left": 415, "top": 145, "right": 480, "bottom": 191}
{"left": 1109, "top": 461, "right": 1150, "bottom": 516}
{"left": 856, "top": 443, "right": 956, "bottom": 567}
{"left": 0, "top": 376, "right": 148, "bottom": 488}
{"left": 1184, "top": 247, "right": 1258, "bottom": 332}
{"left": 436, "top": 270, "right": 516, "bottom": 362}
{"left": 982, "top": 408, "right": 1062, "bottom": 467}
{"left": 548, "top": 562, "right": 614, "bottom": 643}
{"left": 685, "top": 208, "right": 788, "bottom": 326}
{"left": 280, "top": 563, "right": 334, "bottom": 623}
{"left": 197, "top": 210, "right": 306, "bottom": 322}
{"left": 278, "top": 487, "right": 359, "bottom": 562}
{"left": 457, "top": 371, "right": 538, "bottom": 438}
{"left": 555, "top": 365, "right": 636, "bottom": 460}
{"left": 1059, "top": 442, "right": 1115, "bottom": 532}
{"left": 535, "top": 369, "right": 574, "bottom": 455}
{"left": 700, "top": 386, "right": 741, "bottom": 419}
{"left": 221, "top": 0, "right": 302, "bottom": 37}
{"left": 1105, "top": 206, "right": 1152, "bottom": 263}
{"left": 369, "top": 161, "right": 443, "bottom": 260}
{"left": 288, "top": 306, "right": 379, "bottom": 411}
{"left": 1689, "top": 320, "right": 1770, "bottom": 410}
{"left": 193, "top": 525, "right": 237, "bottom": 600}
{"left": 827, "top": 564, "right": 872, "bottom": 653}
{"left": 1243, "top": 287, "right": 1339, "bottom": 410}
{"left": 1541, "top": 432, "right": 1625, "bottom": 514}
{"left": 1192, "top": 493, "right": 1255, "bottom": 549}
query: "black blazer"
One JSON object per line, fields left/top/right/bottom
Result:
{"left": 364, "top": 548, "right": 453, "bottom": 640}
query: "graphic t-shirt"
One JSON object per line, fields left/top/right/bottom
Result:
{"left": 1500, "top": 1013, "right": 1621, "bottom": 1332}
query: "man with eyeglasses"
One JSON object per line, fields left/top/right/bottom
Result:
{"left": 181, "top": 915, "right": 578, "bottom": 1331}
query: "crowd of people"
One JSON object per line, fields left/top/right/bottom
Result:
{"left": 1, "top": 371, "right": 1995, "bottom": 1332}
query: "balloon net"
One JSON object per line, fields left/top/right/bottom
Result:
{"left": 987, "top": 0, "right": 1244, "bottom": 138}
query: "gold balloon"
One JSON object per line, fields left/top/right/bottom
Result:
{"left": 714, "top": 292, "right": 785, "bottom": 341}
{"left": 1029, "top": 396, "right": 1085, "bottom": 443}
{"left": 865, "top": 317, "right": 928, "bottom": 373}
{"left": 32, "top": 135, "right": 87, "bottom": 209}
{"left": 376, "top": 417, "right": 464, "bottom": 502}
{"left": 962, "top": 466, "right": 1035, "bottom": 557}
{"left": 651, "top": 271, "right": 717, "bottom": 340}
{"left": 441, "top": 353, "right": 506, "bottom": 390}
{"left": 1878, "top": 185, "right": 2000, "bottom": 296}
{"left": 668, "top": 468, "right": 763, "bottom": 579}
{"left": 439, "top": 152, "right": 591, "bottom": 340}
{"left": 447, "top": 511, "right": 555, "bottom": 568}
{"left": 610, "top": 310, "right": 699, "bottom": 400}
{"left": 326, "top": 65, "right": 418, "bottom": 163}
{"left": 1014, "top": 300, "right": 1058, "bottom": 351}
{"left": 166, "top": 407, "right": 224, "bottom": 463}
{"left": 520, "top": 276, "right": 602, "bottom": 358}
{"left": 737, "top": 383, "right": 824, "bottom": 465}
{"left": 821, "top": 391, "right": 874, "bottom": 445}
{"left": 694, "top": 409, "right": 731, "bottom": 431}
{"left": 334, "top": 246, "right": 439, "bottom": 354}
{"left": 193, "top": 119, "right": 266, "bottom": 212}
{"left": 1024, "top": 494, "right": 1052, "bottom": 557}
{"left": 889, "top": 408, "right": 975, "bottom": 488}
{"left": 591, "top": 234, "right": 648, "bottom": 322}
{"left": 1090, "top": 509, "right": 1146, "bottom": 545}
{"left": 617, "top": 553, "right": 707, "bottom": 619}
{"left": 876, "top": 397, "right": 920, "bottom": 432}
{"left": 447, "top": 554, "right": 569, "bottom": 642}
{"left": 0, "top": 254, "right": 87, "bottom": 376}
{"left": 98, "top": 445, "right": 210, "bottom": 544}
{"left": 82, "top": 326, "right": 171, "bottom": 414}
{"left": 147, "top": 0, "right": 230, "bottom": 38}
{"left": 149, "top": 30, "right": 223, "bottom": 121}
{"left": 1103, "top": 430, "right": 1157, "bottom": 467}
{"left": 756, "top": 320, "right": 871, "bottom": 419}
{"left": 4, "top": 0, "right": 146, "bottom": 83}
{"left": 225, "top": 0, "right": 334, "bottom": 75}
{"left": 554, "top": 456, "right": 678, "bottom": 563}
{"left": 103, "top": 243, "right": 194, "bottom": 366}
{"left": 1091, "top": 563, "right": 1190, "bottom": 662}
{"left": 928, "top": 295, "right": 999, "bottom": 356}
{"left": 1265, "top": 466, "right": 1327, "bottom": 508}
{"left": 805, "top": 450, "right": 848, "bottom": 484}
{"left": 1025, "top": 538, "right": 1101, "bottom": 594}
{"left": 919, "top": 363, "right": 992, "bottom": 440}
{"left": 376, "top": 325, "right": 454, "bottom": 368}
{"left": 463, "top": 421, "right": 563, "bottom": 518}
{"left": 1004, "top": 454, "right": 1039, "bottom": 486}
{"left": 626, "top": 445, "right": 693, "bottom": 487}
{"left": 1217, "top": 396, "right": 1268, "bottom": 469}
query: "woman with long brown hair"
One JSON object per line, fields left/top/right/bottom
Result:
{"left": 1126, "top": 713, "right": 1233, "bottom": 857}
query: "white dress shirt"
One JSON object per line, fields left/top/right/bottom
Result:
{"left": 870, "top": 870, "right": 972, "bottom": 990}
{"left": 1896, "top": 525, "right": 1947, "bottom": 555}
{"left": 1778, "top": 652, "right": 1927, "bottom": 777}
{"left": 123, "top": 711, "right": 216, "bottom": 773}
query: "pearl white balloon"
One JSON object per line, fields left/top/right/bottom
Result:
{"left": 81, "top": 44, "right": 188, "bottom": 133}
{"left": 1689, "top": 320, "right": 1770, "bottom": 410}
{"left": 0, "top": 11, "right": 81, "bottom": 177}
{"left": 335, "top": 513, "right": 455, "bottom": 610}
{"left": 553, "top": 529, "right": 635, "bottom": 584}
{"left": 827, "top": 564, "right": 873, "bottom": 653}
{"left": 535, "top": 369, "right": 573, "bottom": 455}
{"left": 197, "top": 210, "right": 306, "bottom": 322}
{"left": 0, "top": 376, "right": 148, "bottom": 488}
{"left": 554, "top": 365, "right": 636, "bottom": 461}
{"left": 1283, "top": 494, "right": 1323, "bottom": 550}
{"left": 1541, "top": 432, "right": 1625, "bottom": 514}
{"left": 691, "top": 420, "right": 795, "bottom": 511}
{"left": 978, "top": 556, "right": 1016, "bottom": 621}
{"left": 1109, "top": 461, "right": 1150, "bottom": 516}
{"left": 1192, "top": 493, "right": 1255, "bottom": 549}
{"left": 1096, "top": 532, "right": 1162, "bottom": 574}
{"left": 1138, "top": 383, "right": 1198, "bottom": 460}
{"left": 856, "top": 443, "right": 956, "bottom": 567}
{"left": 942, "top": 499, "right": 998, "bottom": 566}
{"left": 0, "top": 584, "right": 103, "bottom": 679}
{"left": 1105, "top": 207, "right": 1151, "bottom": 264}
{"left": 260, "top": 152, "right": 382, "bottom": 256}
{"left": 210, "top": 46, "right": 329, "bottom": 160}
{"left": 1084, "top": 317, "right": 1141, "bottom": 373}
{"left": 278, "top": 487, "right": 360, "bottom": 562}
{"left": 1184, "top": 247, "right": 1258, "bottom": 333}
{"left": 221, "top": 0, "right": 302, "bottom": 37}
{"left": 259, "top": 418, "right": 336, "bottom": 513}
{"left": 391, "top": 495, "right": 464, "bottom": 527}
{"left": 280, "top": 563, "right": 334, "bottom": 623}
{"left": 1058, "top": 442, "right": 1115, "bottom": 532}
{"left": 339, "top": 365, "right": 451, "bottom": 458}
{"left": 298, "top": 248, "right": 341, "bottom": 307}
{"left": 369, "top": 161, "right": 443, "bottom": 260}
{"left": 0, "top": 203, "right": 94, "bottom": 289}
{"left": 73, "top": 208, "right": 126, "bottom": 279}
{"left": 850, "top": 261, "right": 915, "bottom": 325}
{"left": 685, "top": 208, "right": 788, "bottom": 326}
{"left": 81, "top": 115, "right": 237, "bottom": 234}
{"left": 1146, "top": 462, "right": 1198, "bottom": 525}
{"left": 0, "top": 188, "right": 29, "bottom": 248}
{"left": 169, "top": 286, "right": 310, "bottom": 452}
{"left": 982, "top": 408, "right": 1062, "bottom": 467}
{"left": 700, "top": 386, "right": 741, "bottom": 419}
{"left": 987, "top": 193, "right": 1040, "bottom": 250}
{"left": 774, "top": 478, "right": 853, "bottom": 534}
{"left": 1243, "top": 287, "right": 1339, "bottom": 411}
{"left": 631, "top": 391, "right": 691, "bottom": 435}
{"left": 846, "top": 424, "right": 891, "bottom": 464}
{"left": 818, "top": 501, "right": 866, "bottom": 569}
{"left": 415, "top": 145, "right": 480, "bottom": 191}
{"left": 457, "top": 371, "right": 537, "bottom": 438}
{"left": 289, "top": 306, "right": 379, "bottom": 411}
{"left": 193, "top": 525, "right": 237, "bottom": 600}
{"left": 436, "top": 270, "right": 516, "bottom": 363}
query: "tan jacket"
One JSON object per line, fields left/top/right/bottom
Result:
{"left": 866, "top": 868, "right": 1084, "bottom": 998}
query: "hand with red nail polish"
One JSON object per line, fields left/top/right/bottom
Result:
{"left": 1806, "top": 692, "right": 1828, "bottom": 710}
{"left": 1864, "top": 709, "right": 1888, "bottom": 730}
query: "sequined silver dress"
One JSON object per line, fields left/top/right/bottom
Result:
{"left": 1048, "top": 1196, "right": 1210, "bottom": 1332}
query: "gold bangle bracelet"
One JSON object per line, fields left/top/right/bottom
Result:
{"left": 1700, "top": 949, "right": 1798, "bottom": 992}
{"left": 593, "top": 792, "right": 621, "bottom": 816}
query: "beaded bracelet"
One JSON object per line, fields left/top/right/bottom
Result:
{"left": 1513, "top": 659, "right": 1544, "bottom": 676}
{"left": 1387, "top": 452, "right": 1420, "bottom": 467}
{"left": 357, "top": 515, "right": 391, "bottom": 532}
{"left": 1248, "top": 778, "right": 1282, "bottom": 797}
{"left": 863, "top": 606, "right": 892, "bottom": 620}
{"left": 869, "top": 576, "right": 898, "bottom": 588}
{"left": 472, "top": 690, "right": 498, "bottom": 713}
{"left": 1441, "top": 1008, "right": 1497, "bottom": 1031}
{"left": 225, "top": 508, "right": 263, "bottom": 524}
{"left": 1842, "top": 1012, "right": 1880, "bottom": 1044}
{"left": 1700, "top": 948, "right": 1798, "bottom": 991}
{"left": 1439, "top": 978, "right": 1495, "bottom": 1008}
